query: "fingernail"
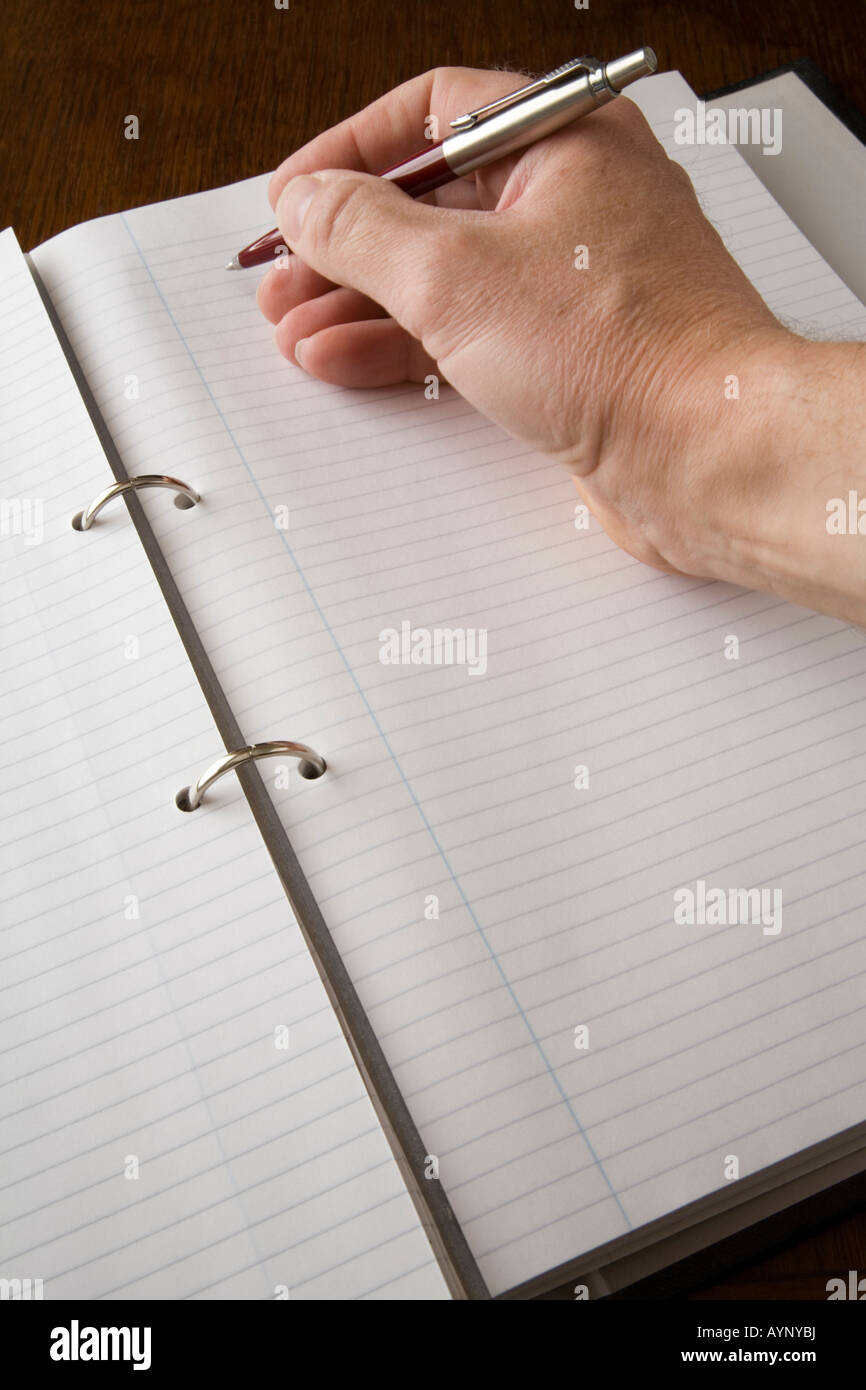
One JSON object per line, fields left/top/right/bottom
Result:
{"left": 276, "top": 174, "right": 320, "bottom": 241}
{"left": 294, "top": 337, "right": 309, "bottom": 368}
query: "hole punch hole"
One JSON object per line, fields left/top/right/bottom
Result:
{"left": 174, "top": 493, "right": 196, "bottom": 510}
{"left": 176, "top": 745, "right": 325, "bottom": 811}
{"left": 298, "top": 759, "right": 326, "bottom": 780}
{"left": 70, "top": 512, "right": 84, "bottom": 531}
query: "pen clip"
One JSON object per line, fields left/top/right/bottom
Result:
{"left": 449, "top": 57, "right": 602, "bottom": 131}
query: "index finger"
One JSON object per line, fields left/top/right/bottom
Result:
{"left": 267, "top": 65, "right": 525, "bottom": 209}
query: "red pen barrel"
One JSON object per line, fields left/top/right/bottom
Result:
{"left": 381, "top": 142, "right": 455, "bottom": 197}
{"left": 234, "top": 52, "right": 659, "bottom": 270}
{"left": 237, "top": 228, "right": 289, "bottom": 269}
{"left": 235, "top": 144, "right": 454, "bottom": 268}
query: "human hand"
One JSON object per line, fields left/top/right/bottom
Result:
{"left": 257, "top": 67, "right": 865, "bottom": 624}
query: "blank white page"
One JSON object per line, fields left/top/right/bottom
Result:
{"left": 28, "top": 69, "right": 866, "bottom": 1296}
{"left": 0, "top": 228, "right": 448, "bottom": 1300}
{"left": 711, "top": 69, "right": 866, "bottom": 308}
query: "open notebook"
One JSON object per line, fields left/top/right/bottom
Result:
{"left": 3, "top": 68, "right": 866, "bottom": 1300}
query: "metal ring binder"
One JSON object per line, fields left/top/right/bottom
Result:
{"left": 71, "top": 475, "right": 201, "bottom": 531}
{"left": 176, "top": 740, "right": 327, "bottom": 811}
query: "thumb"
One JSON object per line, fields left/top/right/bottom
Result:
{"left": 274, "top": 168, "right": 491, "bottom": 359}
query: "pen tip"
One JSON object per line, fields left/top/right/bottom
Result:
{"left": 225, "top": 256, "right": 241, "bottom": 270}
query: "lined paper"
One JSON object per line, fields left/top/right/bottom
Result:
{"left": 28, "top": 70, "right": 866, "bottom": 1295}
{"left": 0, "top": 228, "right": 448, "bottom": 1300}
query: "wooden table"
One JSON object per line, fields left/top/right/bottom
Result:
{"left": 2, "top": 0, "right": 865, "bottom": 1300}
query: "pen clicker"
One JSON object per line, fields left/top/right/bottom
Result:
{"left": 227, "top": 47, "right": 657, "bottom": 269}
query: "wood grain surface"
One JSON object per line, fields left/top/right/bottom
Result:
{"left": 2, "top": 0, "right": 864, "bottom": 1300}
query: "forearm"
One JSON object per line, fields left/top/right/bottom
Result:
{"left": 703, "top": 333, "right": 866, "bottom": 626}
{"left": 639, "top": 328, "right": 866, "bottom": 626}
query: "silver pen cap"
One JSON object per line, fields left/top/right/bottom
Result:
{"left": 604, "top": 47, "right": 658, "bottom": 91}
{"left": 444, "top": 47, "right": 659, "bottom": 175}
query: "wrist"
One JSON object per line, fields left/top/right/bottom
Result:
{"left": 656, "top": 329, "right": 866, "bottom": 626}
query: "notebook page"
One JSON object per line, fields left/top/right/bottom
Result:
{"left": 711, "top": 70, "right": 866, "bottom": 308}
{"left": 28, "top": 70, "right": 866, "bottom": 1296}
{"left": 0, "top": 228, "right": 448, "bottom": 1300}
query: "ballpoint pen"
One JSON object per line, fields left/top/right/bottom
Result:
{"left": 226, "top": 46, "right": 658, "bottom": 269}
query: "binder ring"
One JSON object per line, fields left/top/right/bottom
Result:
{"left": 176, "top": 741, "right": 327, "bottom": 812}
{"left": 71, "top": 475, "right": 201, "bottom": 531}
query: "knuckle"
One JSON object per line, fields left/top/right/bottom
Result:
{"left": 408, "top": 228, "right": 474, "bottom": 340}
{"left": 427, "top": 64, "right": 481, "bottom": 94}
{"left": 413, "top": 229, "right": 496, "bottom": 359}
{"left": 616, "top": 95, "right": 652, "bottom": 133}
{"left": 306, "top": 175, "right": 370, "bottom": 250}
{"left": 663, "top": 155, "right": 703, "bottom": 211}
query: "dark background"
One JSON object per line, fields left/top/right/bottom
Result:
{"left": 2, "top": 0, "right": 865, "bottom": 1300}
{"left": 4, "top": 0, "right": 866, "bottom": 247}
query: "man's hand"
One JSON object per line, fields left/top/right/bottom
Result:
{"left": 257, "top": 67, "right": 865, "bottom": 627}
